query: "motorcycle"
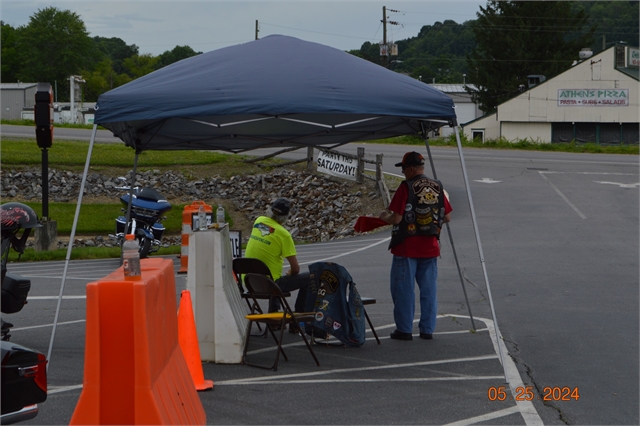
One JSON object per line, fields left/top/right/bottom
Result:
{"left": 0, "top": 203, "right": 48, "bottom": 424}
{"left": 1, "top": 203, "right": 41, "bottom": 341}
{"left": 110, "top": 177, "right": 172, "bottom": 259}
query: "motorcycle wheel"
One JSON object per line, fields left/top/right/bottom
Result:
{"left": 138, "top": 236, "right": 152, "bottom": 259}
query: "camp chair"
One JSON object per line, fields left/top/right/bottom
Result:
{"left": 242, "top": 273, "right": 320, "bottom": 371}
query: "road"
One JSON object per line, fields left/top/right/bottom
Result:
{"left": 2, "top": 124, "right": 638, "bottom": 424}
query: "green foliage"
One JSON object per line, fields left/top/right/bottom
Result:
{"left": 18, "top": 201, "right": 189, "bottom": 235}
{"left": 155, "top": 46, "right": 202, "bottom": 70}
{"left": 7, "top": 244, "right": 180, "bottom": 262}
{"left": 467, "top": 1, "right": 596, "bottom": 113}
{"left": 12, "top": 7, "right": 97, "bottom": 101}
{"left": 0, "top": 139, "right": 239, "bottom": 167}
{"left": 1, "top": 22, "right": 20, "bottom": 82}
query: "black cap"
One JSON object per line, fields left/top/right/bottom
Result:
{"left": 271, "top": 198, "right": 291, "bottom": 215}
{"left": 395, "top": 151, "right": 425, "bottom": 167}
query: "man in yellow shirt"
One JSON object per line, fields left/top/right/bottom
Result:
{"left": 244, "top": 198, "right": 309, "bottom": 327}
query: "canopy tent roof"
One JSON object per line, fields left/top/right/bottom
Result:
{"left": 95, "top": 35, "right": 457, "bottom": 153}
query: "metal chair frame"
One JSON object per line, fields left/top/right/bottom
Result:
{"left": 242, "top": 273, "right": 320, "bottom": 371}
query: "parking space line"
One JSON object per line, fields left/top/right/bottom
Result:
{"left": 538, "top": 171, "right": 587, "bottom": 219}
{"left": 443, "top": 406, "right": 520, "bottom": 426}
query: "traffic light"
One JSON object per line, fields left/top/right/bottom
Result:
{"left": 35, "top": 82, "right": 53, "bottom": 149}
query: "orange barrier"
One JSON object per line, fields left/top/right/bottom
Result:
{"left": 178, "top": 201, "right": 212, "bottom": 273}
{"left": 178, "top": 290, "right": 214, "bottom": 391}
{"left": 70, "top": 258, "right": 206, "bottom": 425}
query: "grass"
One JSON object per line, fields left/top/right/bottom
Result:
{"left": 367, "top": 134, "right": 639, "bottom": 154}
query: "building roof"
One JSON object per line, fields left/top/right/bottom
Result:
{"left": 0, "top": 83, "right": 38, "bottom": 89}
{"left": 428, "top": 84, "right": 477, "bottom": 93}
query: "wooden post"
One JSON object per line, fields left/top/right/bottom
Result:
{"left": 356, "top": 147, "right": 364, "bottom": 184}
{"left": 307, "top": 146, "right": 314, "bottom": 172}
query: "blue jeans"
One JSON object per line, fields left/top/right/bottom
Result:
{"left": 269, "top": 271, "right": 310, "bottom": 313}
{"left": 390, "top": 256, "right": 438, "bottom": 334}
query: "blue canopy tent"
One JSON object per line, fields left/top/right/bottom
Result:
{"left": 49, "top": 35, "right": 506, "bottom": 380}
{"left": 94, "top": 35, "right": 457, "bottom": 152}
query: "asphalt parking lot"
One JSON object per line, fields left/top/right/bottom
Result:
{"left": 4, "top": 147, "right": 638, "bottom": 425}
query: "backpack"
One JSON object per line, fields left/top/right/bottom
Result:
{"left": 305, "top": 262, "right": 366, "bottom": 347}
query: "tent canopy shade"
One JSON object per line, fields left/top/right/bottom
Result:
{"left": 95, "top": 35, "right": 457, "bottom": 153}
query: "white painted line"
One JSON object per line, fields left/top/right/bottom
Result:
{"left": 447, "top": 314, "right": 543, "bottom": 426}
{"left": 594, "top": 181, "right": 640, "bottom": 188}
{"left": 538, "top": 171, "right": 587, "bottom": 219}
{"left": 219, "top": 376, "right": 506, "bottom": 386}
{"left": 12, "top": 319, "right": 85, "bottom": 331}
{"left": 218, "top": 354, "right": 499, "bottom": 385}
{"left": 48, "top": 384, "right": 83, "bottom": 394}
{"left": 474, "top": 178, "right": 501, "bottom": 184}
{"left": 443, "top": 405, "right": 520, "bottom": 426}
{"left": 297, "top": 236, "right": 391, "bottom": 266}
{"left": 28, "top": 295, "right": 86, "bottom": 300}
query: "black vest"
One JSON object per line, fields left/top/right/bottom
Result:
{"left": 389, "top": 174, "right": 445, "bottom": 249}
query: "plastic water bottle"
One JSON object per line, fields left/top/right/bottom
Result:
{"left": 216, "top": 205, "right": 225, "bottom": 224}
{"left": 122, "top": 234, "right": 141, "bottom": 280}
{"left": 198, "top": 205, "right": 207, "bottom": 231}
{"left": 298, "top": 321, "right": 305, "bottom": 336}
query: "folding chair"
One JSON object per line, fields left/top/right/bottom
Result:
{"left": 233, "top": 258, "right": 291, "bottom": 335}
{"left": 242, "top": 273, "right": 320, "bottom": 371}
{"left": 232, "top": 257, "right": 274, "bottom": 314}
{"left": 360, "top": 297, "right": 380, "bottom": 345}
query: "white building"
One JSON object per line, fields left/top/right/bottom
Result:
{"left": 462, "top": 45, "right": 639, "bottom": 144}
{"left": 1, "top": 83, "right": 38, "bottom": 121}
{"left": 428, "top": 84, "right": 481, "bottom": 137}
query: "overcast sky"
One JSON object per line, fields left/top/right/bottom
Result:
{"left": 1, "top": 0, "right": 485, "bottom": 55}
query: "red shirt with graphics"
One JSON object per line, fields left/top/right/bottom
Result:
{"left": 388, "top": 181, "right": 452, "bottom": 258}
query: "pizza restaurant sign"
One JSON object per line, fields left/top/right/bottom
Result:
{"left": 557, "top": 89, "right": 629, "bottom": 106}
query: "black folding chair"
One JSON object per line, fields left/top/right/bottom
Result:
{"left": 242, "top": 273, "right": 320, "bottom": 371}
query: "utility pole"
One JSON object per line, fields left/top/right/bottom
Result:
{"left": 381, "top": 6, "right": 400, "bottom": 68}
{"left": 255, "top": 20, "right": 259, "bottom": 40}
{"left": 382, "top": 6, "right": 388, "bottom": 68}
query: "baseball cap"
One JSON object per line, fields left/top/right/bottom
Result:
{"left": 271, "top": 198, "right": 291, "bottom": 215}
{"left": 394, "top": 151, "right": 425, "bottom": 167}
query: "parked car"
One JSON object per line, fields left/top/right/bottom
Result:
{"left": 1, "top": 340, "right": 47, "bottom": 425}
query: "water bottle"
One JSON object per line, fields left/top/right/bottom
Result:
{"left": 122, "top": 234, "right": 141, "bottom": 280}
{"left": 298, "top": 321, "right": 305, "bottom": 336}
{"left": 216, "top": 205, "right": 225, "bottom": 224}
{"left": 198, "top": 205, "right": 207, "bottom": 231}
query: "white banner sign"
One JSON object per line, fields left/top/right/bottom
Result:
{"left": 628, "top": 47, "right": 640, "bottom": 67}
{"left": 557, "top": 89, "right": 629, "bottom": 106}
{"left": 317, "top": 150, "right": 357, "bottom": 181}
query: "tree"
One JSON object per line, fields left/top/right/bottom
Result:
{"left": 15, "top": 7, "right": 96, "bottom": 101}
{"left": 81, "top": 59, "right": 132, "bottom": 101}
{"left": 1, "top": 22, "right": 20, "bottom": 82}
{"left": 93, "top": 36, "right": 139, "bottom": 74}
{"left": 155, "top": 45, "right": 202, "bottom": 70}
{"left": 466, "top": 1, "right": 596, "bottom": 113}
{"left": 122, "top": 54, "right": 159, "bottom": 79}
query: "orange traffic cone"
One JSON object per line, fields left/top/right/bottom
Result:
{"left": 178, "top": 290, "right": 214, "bottom": 391}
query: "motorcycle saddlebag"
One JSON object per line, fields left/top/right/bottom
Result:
{"left": 1, "top": 274, "right": 31, "bottom": 314}
{"left": 1, "top": 340, "right": 47, "bottom": 415}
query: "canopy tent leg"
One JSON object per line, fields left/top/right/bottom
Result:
{"left": 121, "top": 153, "right": 140, "bottom": 262}
{"left": 47, "top": 124, "right": 98, "bottom": 371}
{"left": 422, "top": 132, "right": 477, "bottom": 332}
{"left": 452, "top": 125, "right": 508, "bottom": 383}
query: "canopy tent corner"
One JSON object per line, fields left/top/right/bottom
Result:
{"left": 50, "top": 34, "right": 505, "bottom": 381}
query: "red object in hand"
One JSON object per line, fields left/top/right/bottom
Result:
{"left": 353, "top": 216, "right": 388, "bottom": 233}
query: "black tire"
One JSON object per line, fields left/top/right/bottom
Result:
{"left": 138, "top": 235, "right": 152, "bottom": 259}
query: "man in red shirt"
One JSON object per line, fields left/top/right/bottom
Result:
{"left": 379, "top": 151, "right": 452, "bottom": 340}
